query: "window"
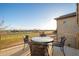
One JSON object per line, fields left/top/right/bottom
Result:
{"left": 63, "top": 21, "right": 66, "bottom": 24}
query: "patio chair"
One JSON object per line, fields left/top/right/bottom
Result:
{"left": 23, "top": 35, "right": 29, "bottom": 49}
{"left": 40, "top": 32, "right": 47, "bottom": 37}
{"left": 53, "top": 36, "right": 66, "bottom": 56}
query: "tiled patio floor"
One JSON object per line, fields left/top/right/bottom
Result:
{"left": 0, "top": 44, "right": 79, "bottom": 56}
{"left": 53, "top": 46, "right": 79, "bottom": 56}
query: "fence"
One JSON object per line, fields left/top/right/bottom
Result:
{"left": 0, "top": 32, "right": 40, "bottom": 50}
{"left": 0, "top": 31, "right": 55, "bottom": 50}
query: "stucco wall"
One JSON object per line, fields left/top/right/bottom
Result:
{"left": 57, "top": 16, "right": 79, "bottom": 48}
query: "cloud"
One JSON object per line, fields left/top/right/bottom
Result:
{"left": 6, "top": 18, "right": 57, "bottom": 30}
{"left": 40, "top": 18, "right": 57, "bottom": 30}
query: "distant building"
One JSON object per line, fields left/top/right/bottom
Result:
{"left": 55, "top": 12, "right": 79, "bottom": 48}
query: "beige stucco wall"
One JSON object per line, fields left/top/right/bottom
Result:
{"left": 57, "top": 16, "right": 79, "bottom": 48}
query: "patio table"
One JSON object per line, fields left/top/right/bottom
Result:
{"left": 30, "top": 37, "right": 54, "bottom": 56}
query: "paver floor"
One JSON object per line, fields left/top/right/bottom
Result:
{"left": 0, "top": 44, "right": 79, "bottom": 56}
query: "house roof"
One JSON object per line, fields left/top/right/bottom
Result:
{"left": 55, "top": 12, "right": 76, "bottom": 20}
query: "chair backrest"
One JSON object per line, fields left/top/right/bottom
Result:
{"left": 40, "top": 32, "right": 47, "bottom": 37}
{"left": 60, "top": 36, "right": 66, "bottom": 46}
{"left": 24, "top": 35, "right": 29, "bottom": 43}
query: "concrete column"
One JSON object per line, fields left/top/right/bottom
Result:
{"left": 76, "top": 3, "right": 79, "bottom": 49}
{"left": 77, "top": 3, "right": 79, "bottom": 26}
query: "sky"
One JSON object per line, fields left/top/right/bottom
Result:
{"left": 0, "top": 3, "right": 76, "bottom": 30}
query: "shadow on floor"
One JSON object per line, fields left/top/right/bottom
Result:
{"left": 10, "top": 48, "right": 29, "bottom": 56}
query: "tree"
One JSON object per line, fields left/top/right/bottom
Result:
{"left": 0, "top": 19, "right": 8, "bottom": 40}
{"left": 0, "top": 20, "right": 4, "bottom": 40}
{"left": 0, "top": 18, "right": 9, "bottom": 30}
{"left": 0, "top": 20, "right": 5, "bottom": 30}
